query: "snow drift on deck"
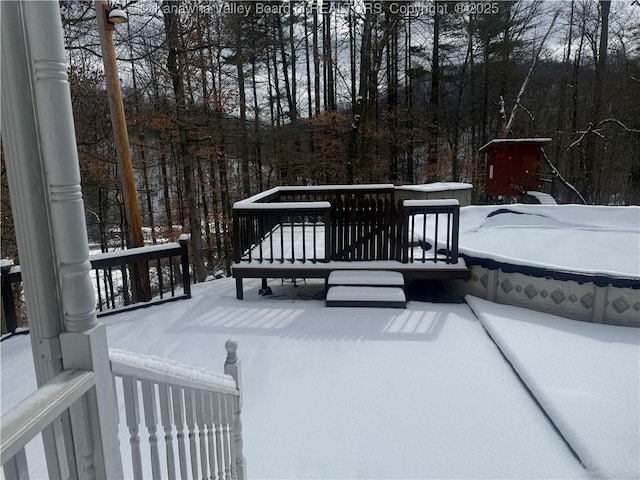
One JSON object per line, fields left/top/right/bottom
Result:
{"left": 467, "top": 295, "right": 640, "bottom": 479}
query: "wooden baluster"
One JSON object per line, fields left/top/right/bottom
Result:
{"left": 171, "top": 386, "right": 189, "bottom": 480}
{"left": 158, "top": 383, "right": 177, "bottom": 480}
{"left": 203, "top": 392, "right": 217, "bottom": 480}
{"left": 122, "top": 376, "right": 143, "bottom": 480}
{"left": 157, "top": 258, "right": 164, "bottom": 299}
{"left": 95, "top": 268, "right": 103, "bottom": 311}
{"left": 213, "top": 394, "right": 225, "bottom": 480}
{"left": 141, "top": 379, "right": 161, "bottom": 479}
{"left": 220, "top": 396, "right": 232, "bottom": 480}
{"left": 184, "top": 388, "right": 199, "bottom": 479}
{"left": 434, "top": 213, "right": 439, "bottom": 263}
{"left": 194, "top": 390, "right": 209, "bottom": 480}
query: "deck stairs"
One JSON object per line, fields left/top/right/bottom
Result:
{"left": 325, "top": 270, "right": 406, "bottom": 308}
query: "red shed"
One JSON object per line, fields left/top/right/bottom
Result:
{"left": 479, "top": 138, "right": 551, "bottom": 197}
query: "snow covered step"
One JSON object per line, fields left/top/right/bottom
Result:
{"left": 526, "top": 191, "right": 557, "bottom": 205}
{"left": 326, "top": 286, "right": 406, "bottom": 308}
{"left": 328, "top": 270, "right": 405, "bottom": 288}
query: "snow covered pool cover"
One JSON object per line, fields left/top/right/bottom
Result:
{"left": 467, "top": 295, "right": 640, "bottom": 479}
{"left": 414, "top": 204, "right": 640, "bottom": 281}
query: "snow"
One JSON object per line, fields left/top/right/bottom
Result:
{"left": 2, "top": 278, "right": 594, "bottom": 479}
{"left": 0, "top": 258, "right": 14, "bottom": 269}
{"left": 89, "top": 241, "right": 183, "bottom": 259}
{"left": 3, "top": 203, "right": 639, "bottom": 479}
{"left": 242, "top": 224, "right": 465, "bottom": 267}
{"left": 527, "top": 190, "right": 558, "bottom": 205}
{"left": 233, "top": 201, "right": 331, "bottom": 210}
{"left": 396, "top": 182, "right": 473, "bottom": 192}
{"left": 325, "top": 285, "right": 406, "bottom": 302}
{"left": 412, "top": 204, "right": 640, "bottom": 279}
{"left": 404, "top": 199, "right": 460, "bottom": 207}
{"left": 479, "top": 137, "right": 552, "bottom": 152}
{"left": 466, "top": 295, "right": 640, "bottom": 479}
{"left": 110, "top": 348, "right": 237, "bottom": 391}
{"left": 328, "top": 270, "right": 404, "bottom": 286}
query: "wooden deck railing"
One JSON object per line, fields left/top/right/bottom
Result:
{"left": 1, "top": 239, "right": 192, "bottom": 337}
{"left": 232, "top": 186, "right": 460, "bottom": 266}
{"left": 1, "top": 368, "right": 97, "bottom": 479}
{"left": 233, "top": 202, "right": 332, "bottom": 264}
{"left": 110, "top": 340, "right": 246, "bottom": 480}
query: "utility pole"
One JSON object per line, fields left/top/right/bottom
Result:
{"left": 95, "top": 0, "right": 151, "bottom": 301}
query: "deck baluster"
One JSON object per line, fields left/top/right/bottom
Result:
{"left": 446, "top": 211, "right": 452, "bottom": 263}
{"left": 269, "top": 212, "right": 275, "bottom": 263}
{"left": 171, "top": 386, "right": 189, "bottom": 480}
{"left": 203, "top": 392, "right": 217, "bottom": 480}
{"left": 290, "top": 212, "right": 295, "bottom": 263}
{"left": 108, "top": 267, "right": 115, "bottom": 308}
{"left": 95, "top": 269, "right": 103, "bottom": 311}
{"left": 157, "top": 259, "right": 164, "bottom": 299}
{"left": 141, "top": 379, "right": 161, "bottom": 479}
{"left": 68, "top": 396, "right": 96, "bottom": 480}
{"left": 194, "top": 390, "right": 209, "bottom": 480}
{"left": 158, "top": 383, "right": 177, "bottom": 480}
{"left": 213, "top": 394, "right": 225, "bottom": 480}
{"left": 221, "top": 396, "right": 232, "bottom": 480}
{"left": 302, "top": 214, "right": 306, "bottom": 262}
{"left": 434, "top": 213, "right": 439, "bottom": 262}
{"left": 122, "top": 376, "right": 143, "bottom": 480}
{"left": 184, "top": 388, "right": 199, "bottom": 479}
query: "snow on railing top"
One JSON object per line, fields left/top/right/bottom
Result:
{"left": 233, "top": 183, "right": 396, "bottom": 208}
{"left": 403, "top": 199, "right": 460, "bottom": 208}
{"left": 1, "top": 369, "right": 95, "bottom": 465}
{"left": 110, "top": 349, "right": 238, "bottom": 395}
{"left": 233, "top": 201, "right": 331, "bottom": 211}
{"left": 396, "top": 182, "right": 472, "bottom": 193}
{"left": 89, "top": 242, "right": 184, "bottom": 261}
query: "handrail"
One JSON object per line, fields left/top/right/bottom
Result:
{"left": 110, "top": 343, "right": 246, "bottom": 480}
{"left": 233, "top": 184, "right": 396, "bottom": 206}
{"left": 403, "top": 199, "right": 460, "bottom": 263}
{"left": 110, "top": 349, "right": 238, "bottom": 396}
{"left": 1, "top": 239, "right": 192, "bottom": 336}
{"left": 1, "top": 369, "right": 95, "bottom": 465}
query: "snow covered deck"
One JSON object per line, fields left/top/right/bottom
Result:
{"left": 2, "top": 278, "right": 637, "bottom": 478}
{"left": 232, "top": 186, "right": 468, "bottom": 300}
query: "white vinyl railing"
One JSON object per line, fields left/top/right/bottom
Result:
{"left": 110, "top": 340, "right": 246, "bottom": 480}
{"left": 1, "top": 369, "right": 96, "bottom": 480}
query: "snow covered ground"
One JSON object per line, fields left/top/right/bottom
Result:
{"left": 4, "top": 277, "right": 638, "bottom": 479}
{"left": 467, "top": 296, "right": 640, "bottom": 479}
{"left": 2, "top": 204, "right": 639, "bottom": 478}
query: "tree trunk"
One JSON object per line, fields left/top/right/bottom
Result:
{"left": 163, "top": 1, "right": 207, "bottom": 282}
{"left": 427, "top": 4, "right": 441, "bottom": 181}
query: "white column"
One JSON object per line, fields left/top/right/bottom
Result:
{"left": 1, "top": 2, "right": 75, "bottom": 477}
{"left": 1, "top": 1, "right": 124, "bottom": 477}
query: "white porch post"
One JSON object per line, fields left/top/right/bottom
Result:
{"left": 1, "top": 2, "right": 76, "bottom": 477}
{"left": 225, "top": 340, "right": 247, "bottom": 480}
{"left": 0, "top": 1, "right": 123, "bottom": 478}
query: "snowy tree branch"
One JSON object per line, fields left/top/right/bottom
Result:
{"left": 505, "top": 10, "right": 560, "bottom": 136}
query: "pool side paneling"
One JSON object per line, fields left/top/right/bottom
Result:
{"left": 461, "top": 264, "right": 640, "bottom": 327}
